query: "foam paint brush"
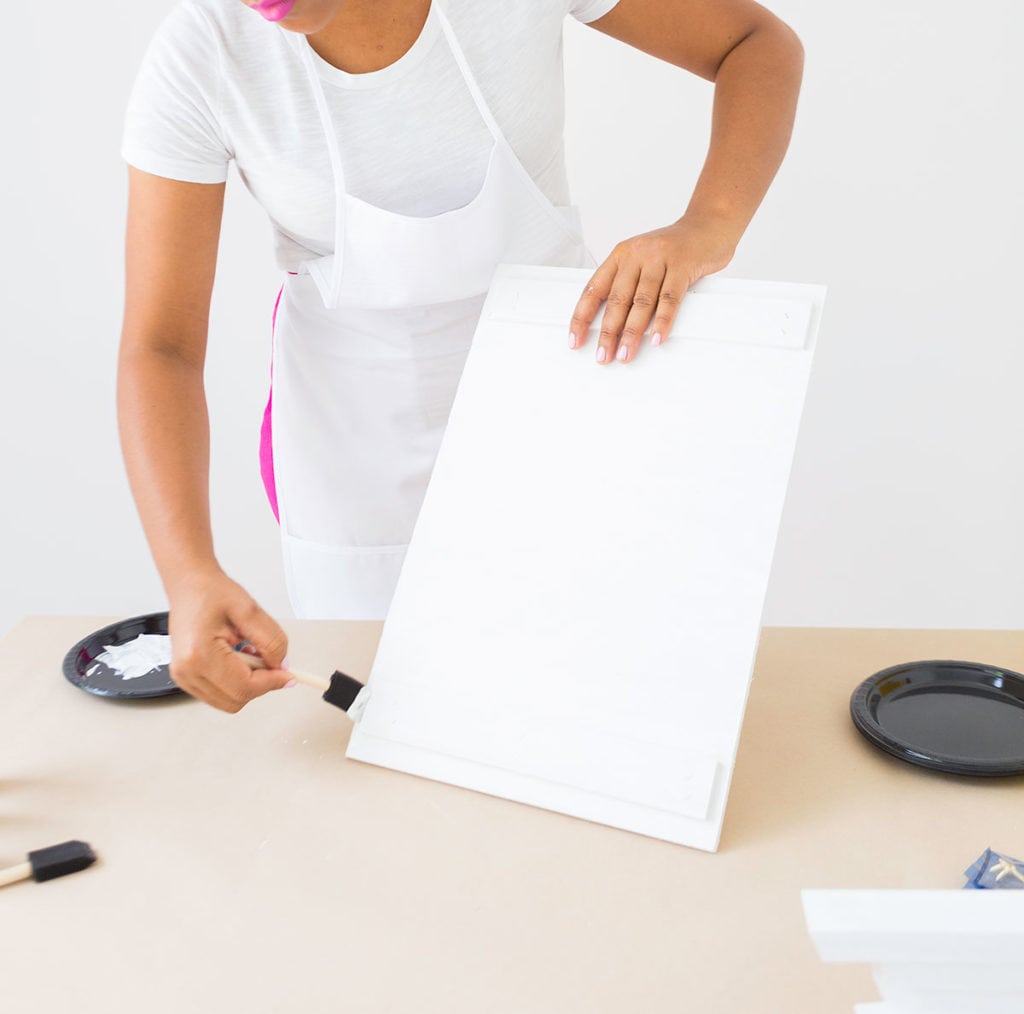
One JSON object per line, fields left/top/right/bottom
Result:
{"left": 0, "top": 840, "right": 97, "bottom": 889}
{"left": 237, "top": 651, "right": 368, "bottom": 718}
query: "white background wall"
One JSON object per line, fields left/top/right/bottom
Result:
{"left": 2, "top": 1, "right": 1021, "bottom": 639}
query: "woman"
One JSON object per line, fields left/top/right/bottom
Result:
{"left": 118, "top": 0, "right": 803, "bottom": 712}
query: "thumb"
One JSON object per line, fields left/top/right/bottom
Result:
{"left": 242, "top": 659, "right": 295, "bottom": 697}
{"left": 227, "top": 643, "right": 295, "bottom": 697}
{"left": 232, "top": 601, "right": 289, "bottom": 671}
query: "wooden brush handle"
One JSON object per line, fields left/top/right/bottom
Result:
{"left": 0, "top": 861, "right": 32, "bottom": 888}
{"left": 236, "top": 651, "right": 330, "bottom": 693}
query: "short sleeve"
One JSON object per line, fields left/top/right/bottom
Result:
{"left": 121, "top": 1, "right": 231, "bottom": 184}
{"left": 569, "top": 0, "right": 622, "bottom": 23}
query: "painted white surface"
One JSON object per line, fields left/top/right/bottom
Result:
{"left": 347, "top": 266, "right": 823, "bottom": 849}
{"left": 2, "top": 2, "right": 1022, "bottom": 638}
{"left": 804, "top": 889, "right": 1024, "bottom": 1014}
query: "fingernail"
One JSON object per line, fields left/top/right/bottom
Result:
{"left": 568, "top": 331, "right": 577, "bottom": 349}
{"left": 617, "top": 345, "right": 629, "bottom": 362}
{"left": 284, "top": 678, "right": 297, "bottom": 688}
{"left": 597, "top": 346, "right": 607, "bottom": 364}
{"left": 282, "top": 656, "right": 291, "bottom": 670}
{"left": 651, "top": 332, "right": 663, "bottom": 347}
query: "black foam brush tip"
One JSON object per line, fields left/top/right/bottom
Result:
{"left": 323, "top": 670, "right": 364, "bottom": 712}
{"left": 28, "top": 840, "right": 97, "bottom": 882}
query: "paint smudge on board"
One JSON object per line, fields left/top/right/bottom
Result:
{"left": 96, "top": 633, "right": 172, "bottom": 681}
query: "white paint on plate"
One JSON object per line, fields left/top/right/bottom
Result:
{"left": 97, "top": 633, "right": 172, "bottom": 681}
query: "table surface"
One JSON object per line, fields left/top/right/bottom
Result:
{"left": 3, "top": 618, "right": 1022, "bottom": 1014}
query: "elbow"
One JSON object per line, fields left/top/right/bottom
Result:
{"left": 765, "top": 17, "right": 805, "bottom": 75}
{"left": 713, "top": 15, "right": 804, "bottom": 82}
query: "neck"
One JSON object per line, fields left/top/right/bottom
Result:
{"left": 308, "top": 0, "right": 432, "bottom": 73}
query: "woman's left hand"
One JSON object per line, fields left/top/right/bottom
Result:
{"left": 569, "top": 215, "right": 740, "bottom": 364}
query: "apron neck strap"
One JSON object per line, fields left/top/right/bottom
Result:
{"left": 286, "top": 30, "right": 348, "bottom": 306}
{"left": 432, "top": 2, "right": 507, "bottom": 147}
{"left": 280, "top": 1, "right": 512, "bottom": 306}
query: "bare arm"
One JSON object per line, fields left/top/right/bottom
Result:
{"left": 590, "top": 0, "right": 803, "bottom": 240}
{"left": 119, "top": 167, "right": 290, "bottom": 711}
{"left": 119, "top": 168, "right": 224, "bottom": 588}
{"left": 570, "top": 0, "right": 804, "bottom": 363}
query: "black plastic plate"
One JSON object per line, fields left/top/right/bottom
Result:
{"left": 63, "top": 612, "right": 181, "bottom": 699}
{"left": 850, "top": 659, "right": 1024, "bottom": 776}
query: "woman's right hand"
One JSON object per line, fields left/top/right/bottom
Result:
{"left": 167, "top": 569, "right": 293, "bottom": 713}
{"left": 121, "top": 169, "right": 283, "bottom": 713}
{"left": 119, "top": 169, "right": 287, "bottom": 713}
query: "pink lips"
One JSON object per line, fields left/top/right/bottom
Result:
{"left": 251, "top": 0, "right": 295, "bottom": 21}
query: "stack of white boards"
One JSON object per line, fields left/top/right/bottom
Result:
{"left": 803, "top": 889, "right": 1024, "bottom": 1013}
{"left": 347, "top": 264, "right": 826, "bottom": 852}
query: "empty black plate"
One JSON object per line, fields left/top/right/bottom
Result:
{"left": 850, "top": 660, "right": 1024, "bottom": 776}
{"left": 63, "top": 612, "right": 181, "bottom": 699}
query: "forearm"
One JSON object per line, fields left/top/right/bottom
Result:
{"left": 681, "top": 21, "right": 804, "bottom": 244}
{"left": 117, "top": 345, "right": 221, "bottom": 596}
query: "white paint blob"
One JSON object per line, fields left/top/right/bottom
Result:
{"left": 97, "top": 633, "right": 173, "bottom": 681}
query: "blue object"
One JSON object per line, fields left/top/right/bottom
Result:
{"left": 964, "top": 848, "right": 1024, "bottom": 889}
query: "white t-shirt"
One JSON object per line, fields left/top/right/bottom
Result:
{"left": 122, "top": 0, "right": 620, "bottom": 273}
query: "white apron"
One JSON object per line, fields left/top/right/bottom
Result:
{"left": 266, "top": 2, "right": 595, "bottom": 619}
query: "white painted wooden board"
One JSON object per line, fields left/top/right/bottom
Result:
{"left": 804, "top": 890, "right": 1024, "bottom": 1013}
{"left": 347, "top": 265, "right": 825, "bottom": 850}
